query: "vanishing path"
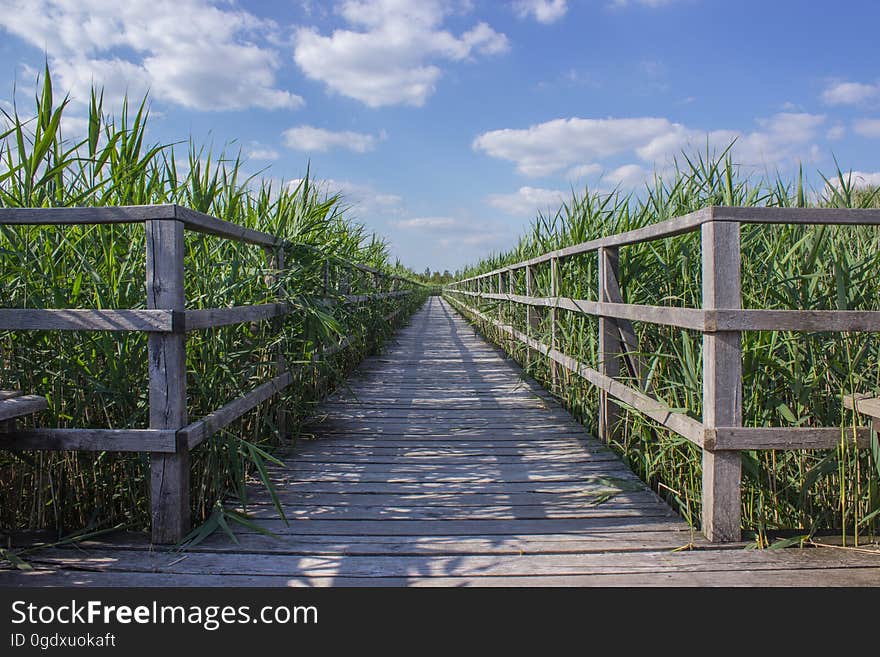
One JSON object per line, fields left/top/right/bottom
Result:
{"left": 3, "top": 297, "right": 878, "bottom": 585}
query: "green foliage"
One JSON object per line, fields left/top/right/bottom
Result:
{"left": 0, "top": 68, "right": 428, "bottom": 536}
{"left": 449, "top": 147, "right": 880, "bottom": 540}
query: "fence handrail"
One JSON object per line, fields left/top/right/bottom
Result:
{"left": 0, "top": 204, "right": 424, "bottom": 543}
{"left": 0, "top": 204, "right": 425, "bottom": 287}
{"left": 445, "top": 204, "right": 879, "bottom": 542}
{"left": 451, "top": 205, "right": 880, "bottom": 284}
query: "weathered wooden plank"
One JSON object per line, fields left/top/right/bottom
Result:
{"left": 180, "top": 370, "right": 293, "bottom": 449}
{"left": 598, "top": 245, "right": 621, "bottom": 444}
{"left": 0, "top": 205, "right": 177, "bottom": 225}
{"left": 0, "top": 428, "right": 176, "bottom": 452}
{"left": 18, "top": 545, "right": 880, "bottom": 580}
{"left": 0, "top": 394, "right": 48, "bottom": 421}
{"left": 6, "top": 565, "right": 880, "bottom": 587}
{"left": 276, "top": 454, "right": 634, "bottom": 471}
{"left": 266, "top": 465, "right": 639, "bottom": 484}
{"left": 260, "top": 479, "right": 647, "bottom": 496}
{"left": 322, "top": 398, "right": 554, "bottom": 408}
{"left": 293, "top": 432, "right": 589, "bottom": 443}
{"left": 294, "top": 435, "right": 595, "bottom": 447}
{"left": 278, "top": 454, "right": 620, "bottom": 468}
{"left": 301, "top": 428, "right": 590, "bottom": 437}
{"left": 27, "top": 529, "right": 708, "bottom": 555}
{"left": 714, "top": 205, "right": 880, "bottom": 226}
{"left": 0, "top": 390, "right": 23, "bottom": 401}
{"left": 709, "top": 309, "right": 880, "bottom": 332}
{"left": 287, "top": 448, "right": 608, "bottom": 460}
{"left": 146, "top": 218, "right": 189, "bottom": 545}
{"left": 708, "top": 426, "right": 872, "bottom": 450}
{"left": 452, "top": 208, "right": 713, "bottom": 279}
{"left": 452, "top": 291, "right": 706, "bottom": 330}
{"left": 184, "top": 303, "right": 290, "bottom": 330}
{"left": 267, "top": 246, "right": 288, "bottom": 440}
{"left": 0, "top": 308, "right": 176, "bottom": 332}
{"left": 307, "top": 416, "right": 581, "bottom": 427}
{"left": 445, "top": 297, "right": 706, "bottom": 445}
{"left": 23, "top": 295, "right": 852, "bottom": 588}
{"left": 173, "top": 205, "right": 280, "bottom": 247}
{"left": 239, "top": 490, "right": 655, "bottom": 509}
{"left": 317, "top": 408, "right": 580, "bottom": 420}
{"left": 844, "top": 394, "right": 880, "bottom": 419}
{"left": 701, "top": 220, "right": 743, "bottom": 543}
{"left": 450, "top": 206, "right": 880, "bottom": 285}
{"left": 236, "top": 499, "right": 671, "bottom": 521}
{"left": 288, "top": 451, "right": 597, "bottom": 461}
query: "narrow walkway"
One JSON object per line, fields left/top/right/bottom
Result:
{"left": 2, "top": 297, "right": 879, "bottom": 585}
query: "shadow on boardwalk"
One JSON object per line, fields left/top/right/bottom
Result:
{"left": 2, "top": 298, "right": 879, "bottom": 586}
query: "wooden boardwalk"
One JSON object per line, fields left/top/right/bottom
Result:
{"left": 2, "top": 297, "right": 879, "bottom": 586}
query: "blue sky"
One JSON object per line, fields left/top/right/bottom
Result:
{"left": 1, "top": 0, "right": 879, "bottom": 272}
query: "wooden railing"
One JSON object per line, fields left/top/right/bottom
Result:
{"left": 0, "top": 205, "right": 424, "bottom": 543}
{"left": 445, "top": 206, "right": 880, "bottom": 542}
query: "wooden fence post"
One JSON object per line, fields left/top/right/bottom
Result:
{"left": 550, "top": 256, "right": 559, "bottom": 392}
{"left": 146, "top": 218, "right": 189, "bottom": 544}
{"left": 525, "top": 265, "right": 539, "bottom": 371}
{"left": 598, "top": 246, "right": 621, "bottom": 444}
{"left": 508, "top": 269, "right": 516, "bottom": 354}
{"left": 267, "top": 246, "right": 287, "bottom": 439}
{"left": 701, "top": 220, "right": 743, "bottom": 542}
{"left": 497, "top": 271, "right": 504, "bottom": 340}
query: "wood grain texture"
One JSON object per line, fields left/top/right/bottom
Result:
{"left": 449, "top": 206, "right": 880, "bottom": 285}
{"left": 0, "top": 428, "right": 176, "bottom": 452}
{"left": 7, "top": 297, "right": 879, "bottom": 587}
{"left": 700, "top": 220, "right": 743, "bottom": 543}
{"left": 181, "top": 371, "right": 293, "bottom": 449}
{"left": 146, "top": 219, "right": 190, "bottom": 544}
{"left": 0, "top": 394, "right": 48, "bottom": 421}
{"left": 844, "top": 394, "right": 880, "bottom": 419}
{"left": 0, "top": 205, "right": 177, "bottom": 224}
{"left": 446, "top": 291, "right": 880, "bottom": 333}
{"left": 0, "top": 308, "right": 176, "bottom": 332}
{"left": 184, "top": 303, "right": 289, "bottom": 330}
{"left": 445, "top": 295, "right": 706, "bottom": 446}
{"left": 598, "top": 246, "right": 621, "bottom": 444}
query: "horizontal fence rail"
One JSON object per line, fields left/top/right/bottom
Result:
{"left": 445, "top": 205, "right": 880, "bottom": 542}
{"left": 0, "top": 204, "right": 426, "bottom": 543}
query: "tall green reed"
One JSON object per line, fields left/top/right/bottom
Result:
{"left": 0, "top": 67, "right": 427, "bottom": 538}
{"left": 451, "top": 148, "right": 880, "bottom": 541}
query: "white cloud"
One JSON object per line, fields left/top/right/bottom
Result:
{"left": 293, "top": 0, "right": 508, "bottom": 107}
{"left": 391, "top": 211, "right": 509, "bottom": 252}
{"left": 283, "top": 125, "right": 384, "bottom": 153}
{"left": 853, "top": 118, "right": 880, "bottom": 138}
{"left": 827, "top": 171, "right": 880, "bottom": 190}
{"left": 474, "top": 112, "right": 826, "bottom": 179}
{"left": 394, "top": 216, "right": 458, "bottom": 229}
{"left": 0, "top": 0, "right": 303, "bottom": 112}
{"left": 474, "top": 117, "right": 677, "bottom": 177}
{"left": 566, "top": 163, "right": 602, "bottom": 179}
{"left": 821, "top": 81, "right": 880, "bottom": 106}
{"left": 827, "top": 123, "right": 846, "bottom": 140}
{"left": 514, "top": 0, "right": 568, "bottom": 23}
{"left": 291, "top": 177, "right": 403, "bottom": 216}
{"left": 602, "top": 164, "right": 654, "bottom": 189}
{"left": 487, "top": 186, "right": 568, "bottom": 216}
{"left": 247, "top": 144, "right": 280, "bottom": 161}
